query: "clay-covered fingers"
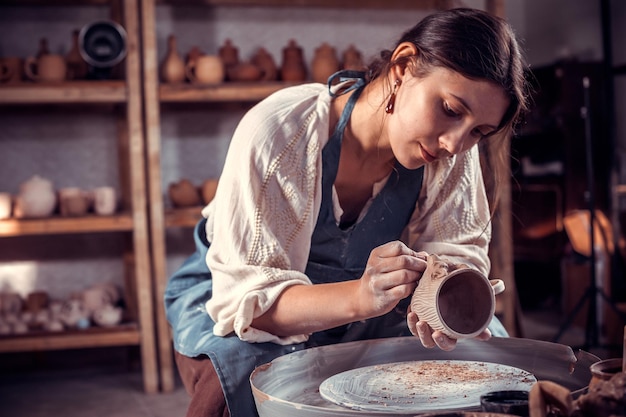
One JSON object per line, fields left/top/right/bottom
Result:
{"left": 414, "top": 320, "right": 457, "bottom": 351}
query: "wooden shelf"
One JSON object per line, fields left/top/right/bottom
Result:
{"left": 164, "top": 206, "right": 203, "bottom": 228}
{"left": 159, "top": 81, "right": 297, "bottom": 102}
{"left": 155, "top": 0, "right": 442, "bottom": 9}
{"left": 0, "top": 81, "right": 127, "bottom": 104}
{"left": 0, "top": 213, "right": 135, "bottom": 237}
{"left": 0, "top": 323, "right": 140, "bottom": 352}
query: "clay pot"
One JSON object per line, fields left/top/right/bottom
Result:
{"left": 0, "top": 57, "right": 23, "bottom": 84}
{"left": 185, "top": 46, "right": 204, "bottom": 67}
{"left": 36, "top": 38, "right": 50, "bottom": 58}
{"left": 201, "top": 178, "right": 219, "bottom": 205}
{"left": 0, "top": 192, "right": 11, "bottom": 219}
{"left": 228, "top": 62, "right": 262, "bottom": 82}
{"left": 311, "top": 42, "right": 340, "bottom": 84}
{"left": 66, "top": 29, "right": 88, "bottom": 80}
{"left": 342, "top": 44, "right": 366, "bottom": 71}
{"left": 219, "top": 39, "right": 240, "bottom": 73}
{"left": 169, "top": 179, "right": 201, "bottom": 207}
{"left": 13, "top": 175, "right": 57, "bottom": 218}
{"left": 589, "top": 358, "right": 622, "bottom": 389}
{"left": 160, "top": 34, "right": 186, "bottom": 83}
{"left": 251, "top": 47, "right": 277, "bottom": 81}
{"left": 59, "top": 187, "right": 90, "bottom": 217}
{"left": 186, "top": 55, "right": 224, "bottom": 85}
{"left": 24, "top": 54, "right": 67, "bottom": 82}
{"left": 410, "top": 254, "right": 504, "bottom": 339}
{"left": 280, "top": 39, "right": 306, "bottom": 82}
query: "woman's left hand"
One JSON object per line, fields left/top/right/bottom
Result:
{"left": 406, "top": 311, "right": 491, "bottom": 351}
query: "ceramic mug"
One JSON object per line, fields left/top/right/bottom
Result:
{"left": 59, "top": 187, "right": 90, "bottom": 217}
{"left": 410, "top": 254, "right": 505, "bottom": 339}
{"left": 24, "top": 54, "right": 67, "bottom": 82}
{"left": 0, "top": 57, "right": 23, "bottom": 84}
{"left": 0, "top": 192, "right": 12, "bottom": 219}
{"left": 185, "top": 55, "right": 224, "bottom": 85}
{"left": 93, "top": 186, "right": 117, "bottom": 216}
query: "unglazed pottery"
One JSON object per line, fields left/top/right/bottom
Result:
{"left": 168, "top": 178, "right": 202, "bottom": 207}
{"left": 218, "top": 38, "right": 240, "bottom": 75}
{"left": 59, "top": 187, "right": 90, "bottom": 217}
{"left": 342, "top": 44, "right": 366, "bottom": 71}
{"left": 251, "top": 47, "right": 277, "bottom": 81}
{"left": 93, "top": 186, "right": 117, "bottom": 215}
{"left": 311, "top": 42, "right": 340, "bottom": 84}
{"left": 228, "top": 62, "right": 262, "bottom": 82}
{"left": 66, "top": 29, "right": 88, "bottom": 80}
{"left": 160, "top": 34, "right": 186, "bottom": 83}
{"left": 186, "top": 55, "right": 224, "bottom": 85}
{"left": 201, "top": 178, "right": 219, "bottom": 205}
{"left": 0, "top": 192, "right": 11, "bottom": 219}
{"left": 0, "top": 57, "right": 23, "bottom": 84}
{"left": 24, "top": 54, "right": 67, "bottom": 82}
{"left": 410, "top": 254, "right": 505, "bottom": 339}
{"left": 280, "top": 39, "right": 306, "bottom": 82}
{"left": 13, "top": 175, "right": 57, "bottom": 218}
{"left": 589, "top": 358, "right": 622, "bottom": 389}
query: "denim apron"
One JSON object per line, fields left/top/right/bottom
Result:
{"left": 166, "top": 73, "right": 440, "bottom": 417}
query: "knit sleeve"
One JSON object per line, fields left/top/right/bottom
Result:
{"left": 204, "top": 84, "right": 330, "bottom": 345}
{"left": 402, "top": 145, "right": 492, "bottom": 276}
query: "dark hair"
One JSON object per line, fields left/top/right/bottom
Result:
{"left": 368, "top": 7, "right": 530, "bottom": 208}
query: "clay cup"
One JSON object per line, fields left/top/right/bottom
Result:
{"left": 59, "top": 187, "right": 90, "bottom": 217}
{"left": 185, "top": 55, "right": 224, "bottom": 85}
{"left": 24, "top": 54, "right": 67, "bottom": 82}
{"left": 411, "top": 254, "right": 505, "bottom": 339}
{"left": 0, "top": 57, "right": 23, "bottom": 84}
{"left": 93, "top": 186, "right": 117, "bottom": 216}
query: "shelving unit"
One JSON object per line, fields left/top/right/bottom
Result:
{"left": 0, "top": 0, "right": 158, "bottom": 393}
{"left": 140, "top": 0, "right": 515, "bottom": 392}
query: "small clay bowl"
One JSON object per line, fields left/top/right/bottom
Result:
{"left": 480, "top": 390, "right": 529, "bottom": 417}
{"left": 589, "top": 358, "right": 622, "bottom": 388}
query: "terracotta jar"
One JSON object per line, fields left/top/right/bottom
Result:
{"left": 168, "top": 179, "right": 201, "bottom": 208}
{"left": 342, "top": 44, "right": 366, "bottom": 71}
{"left": 0, "top": 57, "right": 23, "bottom": 84}
{"left": 251, "top": 47, "right": 277, "bottom": 81}
{"left": 280, "top": 39, "right": 306, "bottom": 82}
{"left": 311, "top": 42, "right": 340, "bottom": 84}
{"left": 219, "top": 39, "right": 239, "bottom": 68}
{"left": 66, "top": 29, "right": 88, "bottom": 80}
{"left": 160, "top": 34, "right": 186, "bottom": 83}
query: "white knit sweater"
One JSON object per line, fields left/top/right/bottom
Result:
{"left": 202, "top": 83, "right": 492, "bottom": 345}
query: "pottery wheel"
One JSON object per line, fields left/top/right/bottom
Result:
{"left": 318, "top": 360, "right": 536, "bottom": 414}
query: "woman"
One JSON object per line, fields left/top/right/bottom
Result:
{"left": 165, "top": 7, "right": 530, "bottom": 417}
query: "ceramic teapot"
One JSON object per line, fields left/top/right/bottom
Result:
{"left": 13, "top": 175, "right": 57, "bottom": 218}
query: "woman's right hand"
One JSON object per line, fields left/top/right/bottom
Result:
{"left": 355, "top": 241, "right": 428, "bottom": 319}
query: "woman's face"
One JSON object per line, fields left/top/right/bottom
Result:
{"left": 386, "top": 66, "right": 509, "bottom": 169}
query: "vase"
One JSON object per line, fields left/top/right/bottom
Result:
{"left": 66, "top": 29, "right": 88, "bottom": 80}
{"left": 160, "top": 34, "right": 186, "bottom": 83}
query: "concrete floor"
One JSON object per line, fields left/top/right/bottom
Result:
{"left": 0, "top": 307, "right": 619, "bottom": 417}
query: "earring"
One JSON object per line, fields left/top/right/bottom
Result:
{"left": 385, "top": 79, "right": 402, "bottom": 114}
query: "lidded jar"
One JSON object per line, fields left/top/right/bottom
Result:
{"left": 280, "top": 39, "right": 306, "bottom": 82}
{"left": 311, "top": 42, "right": 340, "bottom": 84}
